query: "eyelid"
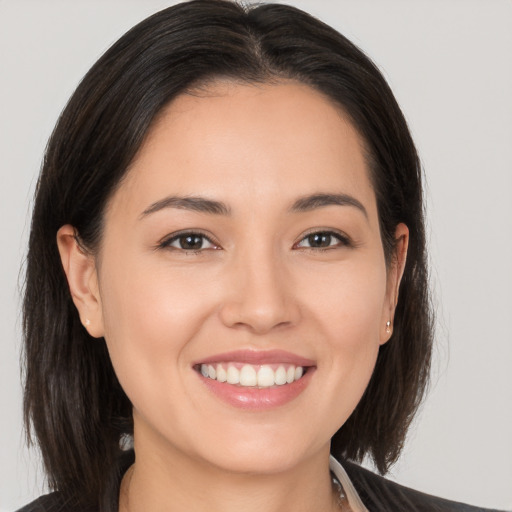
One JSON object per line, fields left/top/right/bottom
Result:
{"left": 157, "top": 229, "right": 221, "bottom": 251}
{"left": 156, "top": 228, "right": 352, "bottom": 252}
{"left": 293, "top": 228, "right": 352, "bottom": 250}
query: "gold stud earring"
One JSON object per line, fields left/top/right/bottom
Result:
{"left": 385, "top": 321, "right": 392, "bottom": 334}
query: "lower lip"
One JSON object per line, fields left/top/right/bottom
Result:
{"left": 198, "top": 368, "right": 315, "bottom": 410}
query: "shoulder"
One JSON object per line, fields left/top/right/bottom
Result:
{"left": 15, "top": 450, "right": 133, "bottom": 512}
{"left": 15, "top": 492, "right": 96, "bottom": 512}
{"left": 343, "top": 460, "right": 505, "bottom": 512}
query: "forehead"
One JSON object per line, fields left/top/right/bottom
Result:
{"left": 111, "top": 80, "right": 376, "bottom": 218}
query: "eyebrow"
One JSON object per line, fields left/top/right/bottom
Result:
{"left": 290, "top": 193, "right": 368, "bottom": 218}
{"left": 140, "top": 195, "right": 231, "bottom": 218}
{"left": 140, "top": 192, "right": 367, "bottom": 219}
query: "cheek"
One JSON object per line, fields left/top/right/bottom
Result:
{"left": 309, "top": 258, "right": 388, "bottom": 343}
{"left": 100, "top": 257, "right": 211, "bottom": 344}
{"left": 303, "top": 258, "right": 387, "bottom": 398}
{"left": 97, "top": 259, "right": 216, "bottom": 405}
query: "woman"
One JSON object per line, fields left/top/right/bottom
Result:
{"left": 16, "top": 1, "right": 506, "bottom": 511}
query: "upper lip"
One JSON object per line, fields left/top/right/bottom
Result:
{"left": 193, "top": 349, "right": 316, "bottom": 367}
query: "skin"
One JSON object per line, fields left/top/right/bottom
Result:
{"left": 58, "top": 81, "right": 408, "bottom": 512}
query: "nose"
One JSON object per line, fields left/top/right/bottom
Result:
{"left": 219, "top": 249, "right": 300, "bottom": 335}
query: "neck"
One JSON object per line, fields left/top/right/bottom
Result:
{"left": 119, "top": 437, "right": 341, "bottom": 512}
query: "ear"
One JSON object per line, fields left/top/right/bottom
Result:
{"left": 56, "top": 225, "right": 104, "bottom": 338}
{"left": 380, "top": 223, "right": 409, "bottom": 344}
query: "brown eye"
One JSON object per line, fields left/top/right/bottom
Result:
{"left": 296, "top": 231, "right": 350, "bottom": 250}
{"left": 306, "top": 233, "right": 333, "bottom": 248}
{"left": 161, "top": 232, "right": 218, "bottom": 252}
{"left": 178, "top": 234, "right": 205, "bottom": 250}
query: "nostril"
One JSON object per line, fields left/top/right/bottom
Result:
{"left": 217, "top": 263, "right": 301, "bottom": 333}
{"left": 219, "top": 302, "right": 297, "bottom": 334}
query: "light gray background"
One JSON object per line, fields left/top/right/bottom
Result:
{"left": 1, "top": 1, "right": 511, "bottom": 510}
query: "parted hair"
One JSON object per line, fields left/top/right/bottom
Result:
{"left": 23, "top": 0, "right": 433, "bottom": 508}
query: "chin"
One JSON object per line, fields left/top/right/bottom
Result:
{"left": 204, "top": 446, "right": 310, "bottom": 476}
{"left": 189, "top": 424, "right": 329, "bottom": 476}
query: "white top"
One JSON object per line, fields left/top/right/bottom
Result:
{"left": 329, "top": 455, "right": 369, "bottom": 512}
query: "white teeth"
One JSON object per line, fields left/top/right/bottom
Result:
{"left": 239, "top": 365, "right": 257, "bottom": 386}
{"left": 216, "top": 365, "right": 227, "bottom": 382}
{"left": 275, "top": 365, "right": 287, "bottom": 385}
{"left": 226, "top": 365, "right": 240, "bottom": 384}
{"left": 199, "top": 363, "right": 306, "bottom": 387}
{"left": 257, "top": 365, "right": 275, "bottom": 387}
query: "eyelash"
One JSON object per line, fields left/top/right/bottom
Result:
{"left": 294, "top": 230, "right": 352, "bottom": 251}
{"left": 158, "top": 231, "right": 220, "bottom": 253}
{"left": 158, "top": 229, "right": 351, "bottom": 254}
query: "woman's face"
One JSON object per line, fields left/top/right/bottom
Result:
{"left": 72, "top": 81, "right": 406, "bottom": 474}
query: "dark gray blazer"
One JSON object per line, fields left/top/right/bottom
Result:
{"left": 343, "top": 460, "right": 506, "bottom": 511}
{"left": 16, "top": 456, "right": 506, "bottom": 512}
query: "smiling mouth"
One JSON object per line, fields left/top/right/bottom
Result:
{"left": 194, "top": 363, "right": 309, "bottom": 388}
{"left": 193, "top": 350, "right": 316, "bottom": 409}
